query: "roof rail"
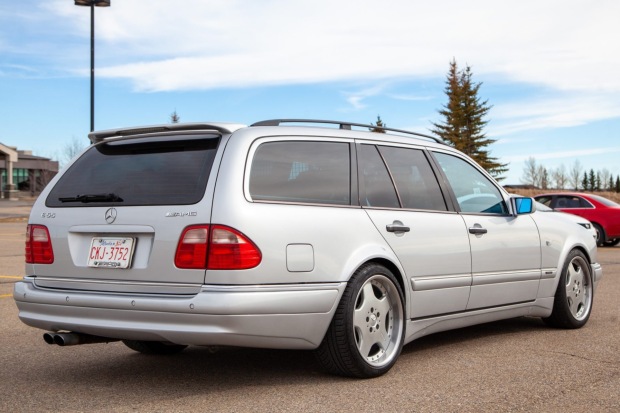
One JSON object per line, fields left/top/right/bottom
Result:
{"left": 251, "top": 119, "right": 446, "bottom": 145}
{"left": 88, "top": 122, "right": 246, "bottom": 144}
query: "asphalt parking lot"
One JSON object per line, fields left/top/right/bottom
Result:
{"left": 1, "top": 200, "right": 618, "bottom": 412}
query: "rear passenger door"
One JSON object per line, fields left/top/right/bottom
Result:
{"left": 358, "top": 143, "right": 472, "bottom": 319}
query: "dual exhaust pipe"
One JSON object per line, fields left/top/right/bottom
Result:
{"left": 43, "top": 332, "right": 119, "bottom": 346}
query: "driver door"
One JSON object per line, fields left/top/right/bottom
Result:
{"left": 432, "top": 151, "right": 542, "bottom": 309}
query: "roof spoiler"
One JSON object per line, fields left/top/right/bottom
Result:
{"left": 88, "top": 123, "right": 246, "bottom": 144}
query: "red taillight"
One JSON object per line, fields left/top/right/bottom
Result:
{"left": 174, "top": 225, "right": 262, "bottom": 270}
{"left": 207, "top": 225, "right": 262, "bottom": 270}
{"left": 25, "top": 224, "right": 54, "bottom": 264}
{"left": 174, "top": 225, "right": 209, "bottom": 269}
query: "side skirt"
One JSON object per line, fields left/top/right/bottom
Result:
{"left": 403, "top": 297, "right": 555, "bottom": 345}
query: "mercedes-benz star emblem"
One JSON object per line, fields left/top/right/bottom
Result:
{"left": 105, "top": 208, "right": 117, "bottom": 224}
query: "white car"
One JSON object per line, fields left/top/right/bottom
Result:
{"left": 14, "top": 119, "right": 603, "bottom": 378}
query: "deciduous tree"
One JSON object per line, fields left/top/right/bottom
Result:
{"left": 569, "top": 160, "right": 583, "bottom": 190}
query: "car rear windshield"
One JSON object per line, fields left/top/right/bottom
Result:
{"left": 46, "top": 134, "right": 220, "bottom": 207}
{"left": 588, "top": 194, "right": 619, "bottom": 207}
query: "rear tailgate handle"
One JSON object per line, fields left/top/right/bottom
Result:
{"left": 386, "top": 222, "right": 410, "bottom": 233}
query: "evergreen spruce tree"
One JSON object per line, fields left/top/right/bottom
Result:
{"left": 170, "top": 110, "right": 180, "bottom": 123}
{"left": 369, "top": 115, "right": 387, "bottom": 133}
{"left": 582, "top": 172, "right": 589, "bottom": 191}
{"left": 616, "top": 176, "right": 620, "bottom": 193}
{"left": 588, "top": 169, "right": 596, "bottom": 192}
{"left": 608, "top": 175, "right": 614, "bottom": 192}
{"left": 595, "top": 171, "right": 601, "bottom": 191}
{"left": 431, "top": 59, "right": 507, "bottom": 180}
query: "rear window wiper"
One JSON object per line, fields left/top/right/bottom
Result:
{"left": 59, "top": 193, "right": 124, "bottom": 203}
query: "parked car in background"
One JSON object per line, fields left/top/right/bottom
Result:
{"left": 14, "top": 120, "right": 603, "bottom": 378}
{"left": 534, "top": 192, "right": 620, "bottom": 247}
{"left": 533, "top": 201, "right": 598, "bottom": 241}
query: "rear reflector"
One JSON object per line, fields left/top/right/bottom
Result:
{"left": 174, "top": 225, "right": 261, "bottom": 270}
{"left": 25, "top": 225, "right": 54, "bottom": 264}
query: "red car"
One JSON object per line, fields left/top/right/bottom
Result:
{"left": 535, "top": 192, "right": 620, "bottom": 247}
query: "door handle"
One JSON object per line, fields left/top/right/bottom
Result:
{"left": 468, "top": 226, "right": 488, "bottom": 235}
{"left": 386, "top": 223, "right": 410, "bottom": 233}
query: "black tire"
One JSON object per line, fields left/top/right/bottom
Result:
{"left": 592, "top": 223, "right": 605, "bottom": 247}
{"left": 543, "top": 250, "right": 593, "bottom": 329}
{"left": 122, "top": 340, "right": 187, "bottom": 355}
{"left": 315, "top": 263, "right": 405, "bottom": 378}
{"left": 603, "top": 238, "right": 620, "bottom": 247}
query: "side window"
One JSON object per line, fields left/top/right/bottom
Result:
{"left": 378, "top": 146, "right": 447, "bottom": 211}
{"left": 536, "top": 196, "right": 553, "bottom": 207}
{"left": 249, "top": 141, "right": 350, "bottom": 205}
{"left": 555, "top": 196, "right": 589, "bottom": 209}
{"left": 578, "top": 197, "right": 594, "bottom": 208}
{"left": 359, "top": 145, "right": 399, "bottom": 208}
{"left": 433, "top": 152, "right": 507, "bottom": 214}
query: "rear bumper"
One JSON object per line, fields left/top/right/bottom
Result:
{"left": 13, "top": 278, "right": 345, "bottom": 350}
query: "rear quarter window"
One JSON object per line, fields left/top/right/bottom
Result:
{"left": 249, "top": 141, "right": 351, "bottom": 205}
{"left": 46, "top": 135, "right": 220, "bottom": 207}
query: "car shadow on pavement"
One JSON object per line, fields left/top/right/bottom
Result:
{"left": 32, "top": 316, "right": 550, "bottom": 390}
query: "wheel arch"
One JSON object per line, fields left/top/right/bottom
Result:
{"left": 340, "top": 246, "right": 409, "bottom": 318}
{"left": 364, "top": 258, "right": 407, "bottom": 303}
{"left": 542, "top": 243, "right": 593, "bottom": 299}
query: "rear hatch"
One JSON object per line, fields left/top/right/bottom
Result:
{"left": 29, "top": 131, "right": 224, "bottom": 294}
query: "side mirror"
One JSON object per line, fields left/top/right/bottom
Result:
{"left": 511, "top": 197, "right": 535, "bottom": 216}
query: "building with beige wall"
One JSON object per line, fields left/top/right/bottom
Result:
{"left": 1, "top": 142, "right": 59, "bottom": 200}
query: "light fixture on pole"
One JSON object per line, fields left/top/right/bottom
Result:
{"left": 74, "top": 0, "right": 111, "bottom": 132}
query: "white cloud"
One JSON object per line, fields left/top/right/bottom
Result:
{"left": 502, "top": 147, "right": 620, "bottom": 164}
{"left": 388, "top": 94, "right": 434, "bottom": 102}
{"left": 37, "top": 0, "right": 620, "bottom": 95}
{"left": 489, "top": 94, "right": 620, "bottom": 136}
{"left": 10, "top": 0, "right": 617, "bottom": 137}
{"left": 341, "top": 84, "right": 387, "bottom": 110}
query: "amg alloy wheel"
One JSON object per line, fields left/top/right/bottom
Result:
{"left": 315, "top": 263, "right": 405, "bottom": 378}
{"left": 543, "top": 250, "right": 593, "bottom": 329}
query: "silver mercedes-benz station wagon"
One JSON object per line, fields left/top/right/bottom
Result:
{"left": 14, "top": 119, "right": 603, "bottom": 378}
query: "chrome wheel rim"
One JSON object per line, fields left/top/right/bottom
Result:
{"left": 353, "top": 274, "right": 404, "bottom": 367}
{"left": 565, "top": 256, "right": 592, "bottom": 321}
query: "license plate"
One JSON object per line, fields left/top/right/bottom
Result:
{"left": 87, "top": 237, "right": 135, "bottom": 269}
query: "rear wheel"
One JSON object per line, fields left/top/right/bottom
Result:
{"left": 315, "top": 263, "right": 405, "bottom": 378}
{"left": 543, "top": 250, "right": 593, "bottom": 329}
{"left": 603, "top": 238, "right": 620, "bottom": 247}
{"left": 122, "top": 340, "right": 187, "bottom": 355}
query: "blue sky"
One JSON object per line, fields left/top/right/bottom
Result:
{"left": 1, "top": 0, "right": 619, "bottom": 184}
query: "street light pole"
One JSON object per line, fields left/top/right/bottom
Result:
{"left": 89, "top": 2, "right": 95, "bottom": 132}
{"left": 74, "top": 0, "right": 110, "bottom": 132}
